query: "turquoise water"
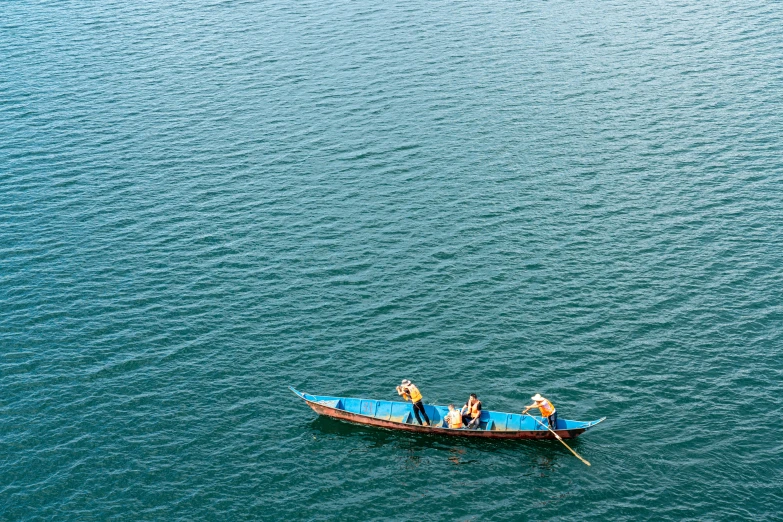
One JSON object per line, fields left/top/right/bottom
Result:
{"left": 2, "top": 0, "right": 782, "bottom": 519}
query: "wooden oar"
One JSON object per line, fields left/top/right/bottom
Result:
{"left": 524, "top": 413, "right": 591, "bottom": 467}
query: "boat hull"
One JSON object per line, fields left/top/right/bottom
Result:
{"left": 305, "top": 399, "right": 585, "bottom": 439}
{"left": 292, "top": 387, "right": 603, "bottom": 440}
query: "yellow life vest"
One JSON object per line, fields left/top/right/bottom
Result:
{"left": 537, "top": 398, "right": 555, "bottom": 417}
{"left": 446, "top": 410, "right": 463, "bottom": 428}
{"left": 405, "top": 384, "right": 422, "bottom": 403}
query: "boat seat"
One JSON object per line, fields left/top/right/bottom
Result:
{"left": 485, "top": 420, "right": 495, "bottom": 431}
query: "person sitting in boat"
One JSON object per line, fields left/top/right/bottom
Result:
{"left": 444, "top": 404, "right": 463, "bottom": 429}
{"left": 522, "top": 393, "right": 557, "bottom": 430}
{"left": 396, "top": 379, "right": 430, "bottom": 426}
{"left": 461, "top": 393, "right": 482, "bottom": 429}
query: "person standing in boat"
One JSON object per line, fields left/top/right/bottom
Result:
{"left": 522, "top": 393, "right": 557, "bottom": 430}
{"left": 461, "top": 393, "right": 482, "bottom": 429}
{"left": 396, "top": 379, "right": 430, "bottom": 426}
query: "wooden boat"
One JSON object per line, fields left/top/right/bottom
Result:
{"left": 290, "top": 387, "right": 605, "bottom": 440}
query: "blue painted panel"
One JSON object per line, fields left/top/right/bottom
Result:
{"left": 497, "top": 413, "right": 514, "bottom": 431}
{"left": 343, "top": 398, "right": 361, "bottom": 414}
{"left": 360, "top": 400, "right": 377, "bottom": 417}
{"left": 423, "top": 405, "right": 447, "bottom": 423}
{"left": 375, "top": 401, "right": 392, "bottom": 420}
{"left": 391, "top": 402, "right": 410, "bottom": 419}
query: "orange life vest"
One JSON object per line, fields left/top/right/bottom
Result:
{"left": 446, "top": 410, "right": 463, "bottom": 428}
{"left": 537, "top": 398, "right": 555, "bottom": 417}
{"left": 467, "top": 399, "right": 481, "bottom": 418}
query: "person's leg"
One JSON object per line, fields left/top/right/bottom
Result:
{"left": 548, "top": 411, "right": 558, "bottom": 430}
{"left": 415, "top": 402, "right": 430, "bottom": 425}
{"left": 412, "top": 404, "right": 423, "bottom": 425}
{"left": 468, "top": 416, "right": 480, "bottom": 429}
{"left": 421, "top": 404, "right": 430, "bottom": 425}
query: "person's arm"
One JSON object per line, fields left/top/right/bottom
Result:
{"left": 521, "top": 403, "right": 535, "bottom": 414}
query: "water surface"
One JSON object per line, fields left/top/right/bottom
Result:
{"left": 2, "top": 0, "right": 782, "bottom": 520}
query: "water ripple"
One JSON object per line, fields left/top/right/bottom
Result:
{"left": 2, "top": 0, "right": 783, "bottom": 520}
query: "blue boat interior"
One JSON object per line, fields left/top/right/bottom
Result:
{"left": 290, "top": 387, "right": 604, "bottom": 432}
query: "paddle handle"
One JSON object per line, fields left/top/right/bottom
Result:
{"left": 525, "top": 413, "right": 591, "bottom": 467}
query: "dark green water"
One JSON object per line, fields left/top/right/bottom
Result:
{"left": 2, "top": 0, "right": 782, "bottom": 520}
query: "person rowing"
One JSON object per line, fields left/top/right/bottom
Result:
{"left": 396, "top": 379, "right": 430, "bottom": 426}
{"left": 444, "top": 404, "right": 463, "bottom": 429}
{"left": 522, "top": 393, "right": 557, "bottom": 430}
{"left": 461, "top": 393, "right": 482, "bottom": 429}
